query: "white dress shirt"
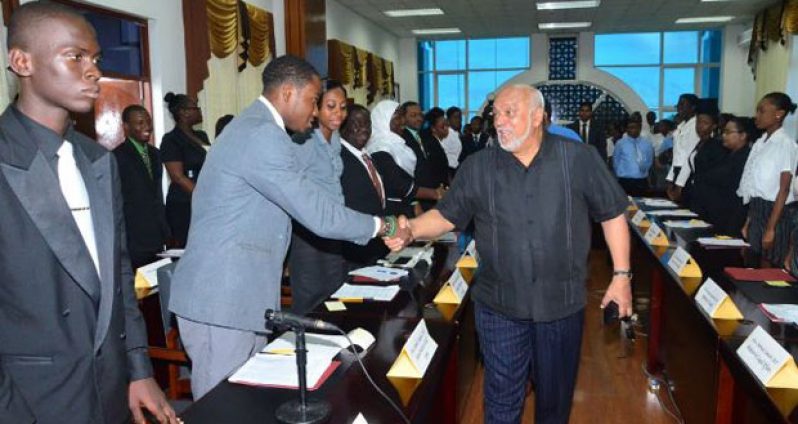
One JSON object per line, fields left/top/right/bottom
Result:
{"left": 666, "top": 116, "right": 700, "bottom": 182}
{"left": 738, "top": 128, "right": 798, "bottom": 204}
{"left": 341, "top": 138, "right": 385, "bottom": 200}
{"left": 441, "top": 128, "right": 462, "bottom": 168}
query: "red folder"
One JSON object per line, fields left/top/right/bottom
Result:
{"left": 231, "top": 360, "right": 341, "bottom": 391}
{"left": 723, "top": 267, "right": 797, "bottom": 283}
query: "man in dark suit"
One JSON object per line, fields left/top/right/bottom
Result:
{"left": 339, "top": 104, "right": 388, "bottom": 266}
{"left": 459, "top": 115, "right": 488, "bottom": 162}
{"left": 568, "top": 101, "right": 607, "bottom": 162}
{"left": 114, "top": 105, "right": 170, "bottom": 269}
{"left": 399, "top": 101, "right": 426, "bottom": 168}
{"left": 0, "top": 3, "right": 176, "bottom": 423}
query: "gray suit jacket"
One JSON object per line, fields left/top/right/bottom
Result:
{"left": 169, "top": 99, "right": 375, "bottom": 332}
{"left": 0, "top": 107, "right": 152, "bottom": 423}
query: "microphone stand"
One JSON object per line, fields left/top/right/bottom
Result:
{"left": 274, "top": 324, "right": 332, "bottom": 424}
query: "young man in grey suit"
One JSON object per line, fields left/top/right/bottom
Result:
{"left": 0, "top": 2, "right": 176, "bottom": 423}
{"left": 169, "top": 55, "right": 405, "bottom": 399}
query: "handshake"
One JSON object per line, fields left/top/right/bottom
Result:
{"left": 379, "top": 215, "right": 414, "bottom": 252}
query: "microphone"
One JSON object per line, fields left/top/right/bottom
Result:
{"left": 264, "top": 309, "right": 338, "bottom": 331}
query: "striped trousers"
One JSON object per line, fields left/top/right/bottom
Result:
{"left": 475, "top": 303, "right": 584, "bottom": 424}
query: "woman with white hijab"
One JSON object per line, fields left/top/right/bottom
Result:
{"left": 367, "top": 100, "right": 419, "bottom": 216}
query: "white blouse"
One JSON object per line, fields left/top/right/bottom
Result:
{"left": 737, "top": 128, "right": 798, "bottom": 204}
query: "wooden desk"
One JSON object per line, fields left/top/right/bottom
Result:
{"left": 628, "top": 201, "right": 798, "bottom": 423}
{"left": 180, "top": 241, "right": 477, "bottom": 423}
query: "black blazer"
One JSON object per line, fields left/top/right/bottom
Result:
{"left": 113, "top": 140, "right": 170, "bottom": 258}
{"left": 459, "top": 131, "right": 489, "bottom": 163}
{"left": 692, "top": 144, "right": 749, "bottom": 236}
{"left": 568, "top": 120, "right": 607, "bottom": 162}
{"left": 339, "top": 147, "right": 388, "bottom": 265}
{"left": 0, "top": 107, "right": 152, "bottom": 423}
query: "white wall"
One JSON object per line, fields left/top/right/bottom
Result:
{"left": 397, "top": 37, "right": 417, "bottom": 102}
{"left": 721, "top": 24, "right": 756, "bottom": 116}
{"left": 326, "top": 0, "right": 398, "bottom": 63}
{"left": 785, "top": 35, "right": 798, "bottom": 140}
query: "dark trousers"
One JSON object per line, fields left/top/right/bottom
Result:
{"left": 288, "top": 225, "right": 347, "bottom": 315}
{"left": 617, "top": 177, "right": 648, "bottom": 197}
{"left": 475, "top": 303, "right": 584, "bottom": 424}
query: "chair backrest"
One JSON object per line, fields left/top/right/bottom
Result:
{"left": 156, "top": 262, "right": 178, "bottom": 335}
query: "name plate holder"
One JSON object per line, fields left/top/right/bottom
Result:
{"left": 627, "top": 196, "right": 638, "bottom": 212}
{"left": 667, "top": 246, "right": 703, "bottom": 278}
{"left": 387, "top": 320, "right": 438, "bottom": 379}
{"left": 457, "top": 240, "right": 479, "bottom": 282}
{"left": 738, "top": 326, "right": 798, "bottom": 389}
{"left": 695, "top": 278, "right": 743, "bottom": 320}
{"left": 434, "top": 269, "right": 469, "bottom": 305}
{"left": 644, "top": 223, "right": 670, "bottom": 247}
{"left": 630, "top": 210, "right": 651, "bottom": 228}
{"left": 134, "top": 258, "right": 172, "bottom": 289}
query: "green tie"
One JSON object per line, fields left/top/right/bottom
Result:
{"left": 129, "top": 138, "right": 152, "bottom": 178}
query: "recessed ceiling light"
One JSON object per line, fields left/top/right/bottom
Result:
{"left": 384, "top": 8, "right": 444, "bottom": 17}
{"left": 411, "top": 28, "right": 462, "bottom": 35}
{"left": 538, "top": 22, "right": 592, "bottom": 30}
{"left": 536, "top": 1, "right": 600, "bottom": 10}
{"left": 675, "top": 16, "right": 734, "bottom": 24}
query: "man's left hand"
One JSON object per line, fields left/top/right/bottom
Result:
{"left": 601, "top": 276, "right": 633, "bottom": 318}
{"left": 129, "top": 378, "right": 180, "bottom": 424}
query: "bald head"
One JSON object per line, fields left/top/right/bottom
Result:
{"left": 493, "top": 85, "right": 545, "bottom": 154}
{"left": 7, "top": 1, "right": 92, "bottom": 51}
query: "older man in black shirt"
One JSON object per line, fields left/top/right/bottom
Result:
{"left": 387, "top": 84, "right": 632, "bottom": 424}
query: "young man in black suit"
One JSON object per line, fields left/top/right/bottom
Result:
{"left": 0, "top": 2, "right": 176, "bottom": 423}
{"left": 569, "top": 101, "right": 607, "bottom": 162}
{"left": 459, "top": 115, "right": 488, "bottom": 162}
{"left": 114, "top": 105, "right": 170, "bottom": 269}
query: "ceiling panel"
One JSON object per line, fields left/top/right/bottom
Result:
{"left": 335, "top": 0, "right": 780, "bottom": 38}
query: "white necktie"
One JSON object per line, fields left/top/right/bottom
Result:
{"left": 57, "top": 141, "right": 100, "bottom": 277}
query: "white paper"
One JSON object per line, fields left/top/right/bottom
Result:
{"left": 631, "top": 210, "right": 646, "bottom": 225}
{"left": 644, "top": 223, "right": 665, "bottom": 244}
{"left": 667, "top": 246, "right": 691, "bottom": 275}
{"left": 761, "top": 304, "right": 798, "bottom": 325}
{"left": 228, "top": 353, "right": 331, "bottom": 388}
{"left": 663, "top": 219, "right": 712, "bottom": 229}
{"left": 331, "top": 283, "right": 400, "bottom": 302}
{"left": 348, "top": 266, "right": 408, "bottom": 281}
{"left": 449, "top": 270, "right": 468, "bottom": 301}
{"left": 639, "top": 198, "right": 678, "bottom": 208}
{"left": 695, "top": 278, "right": 729, "bottom": 316}
{"left": 156, "top": 249, "right": 184, "bottom": 258}
{"left": 737, "top": 326, "right": 791, "bottom": 386}
{"left": 697, "top": 237, "right": 750, "bottom": 247}
{"left": 135, "top": 258, "right": 172, "bottom": 288}
{"left": 403, "top": 320, "right": 438, "bottom": 378}
{"left": 647, "top": 209, "right": 699, "bottom": 217}
{"left": 263, "top": 328, "right": 376, "bottom": 356}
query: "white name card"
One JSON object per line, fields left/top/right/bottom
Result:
{"left": 434, "top": 269, "right": 469, "bottom": 305}
{"left": 737, "top": 326, "right": 798, "bottom": 388}
{"left": 465, "top": 240, "right": 477, "bottom": 259}
{"left": 695, "top": 278, "right": 742, "bottom": 319}
{"left": 644, "top": 223, "right": 664, "bottom": 244}
{"left": 134, "top": 258, "right": 172, "bottom": 289}
{"left": 631, "top": 210, "right": 646, "bottom": 226}
{"left": 387, "top": 320, "right": 438, "bottom": 379}
{"left": 667, "top": 247, "right": 691, "bottom": 274}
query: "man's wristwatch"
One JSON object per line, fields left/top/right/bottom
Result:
{"left": 379, "top": 216, "right": 398, "bottom": 237}
{"left": 613, "top": 270, "right": 633, "bottom": 279}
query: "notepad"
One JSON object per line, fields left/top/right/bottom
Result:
{"left": 724, "top": 267, "right": 797, "bottom": 283}
{"left": 697, "top": 237, "right": 750, "bottom": 248}
{"left": 263, "top": 328, "right": 376, "bottom": 358}
{"left": 348, "top": 266, "right": 408, "bottom": 282}
{"left": 647, "top": 209, "right": 699, "bottom": 217}
{"left": 663, "top": 219, "right": 712, "bottom": 229}
{"left": 638, "top": 198, "right": 678, "bottom": 208}
{"left": 331, "top": 283, "right": 400, "bottom": 302}
{"left": 760, "top": 304, "right": 798, "bottom": 325}
{"left": 228, "top": 353, "right": 340, "bottom": 390}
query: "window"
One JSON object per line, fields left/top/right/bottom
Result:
{"left": 595, "top": 30, "right": 721, "bottom": 119}
{"left": 418, "top": 37, "right": 530, "bottom": 119}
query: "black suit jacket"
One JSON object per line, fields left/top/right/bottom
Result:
{"left": 401, "top": 128, "right": 427, "bottom": 177}
{"left": 113, "top": 140, "right": 169, "bottom": 265}
{"left": 459, "top": 132, "right": 488, "bottom": 163}
{"left": 339, "top": 147, "right": 388, "bottom": 265}
{"left": 0, "top": 107, "right": 152, "bottom": 424}
{"left": 568, "top": 120, "right": 607, "bottom": 162}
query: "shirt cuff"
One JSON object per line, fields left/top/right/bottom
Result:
{"left": 372, "top": 217, "right": 382, "bottom": 238}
